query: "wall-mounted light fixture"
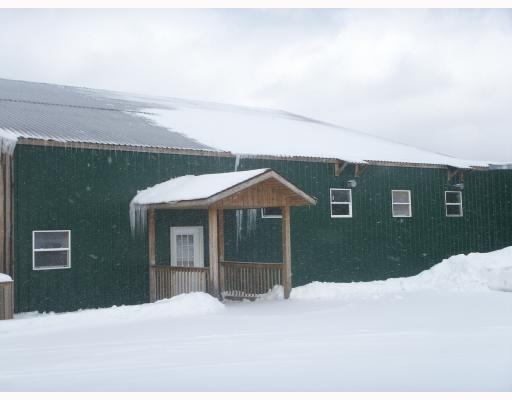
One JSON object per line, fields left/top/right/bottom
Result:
{"left": 452, "top": 183, "right": 464, "bottom": 190}
{"left": 346, "top": 179, "right": 357, "bottom": 188}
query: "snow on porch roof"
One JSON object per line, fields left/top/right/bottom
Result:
{"left": 130, "top": 168, "right": 316, "bottom": 208}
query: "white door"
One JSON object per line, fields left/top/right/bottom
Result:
{"left": 170, "top": 226, "right": 204, "bottom": 267}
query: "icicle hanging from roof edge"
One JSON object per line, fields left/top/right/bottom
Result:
{"left": 247, "top": 208, "right": 258, "bottom": 236}
{"left": 129, "top": 201, "right": 148, "bottom": 236}
{"left": 0, "top": 129, "right": 19, "bottom": 155}
{"left": 235, "top": 209, "right": 243, "bottom": 251}
{"left": 234, "top": 154, "right": 241, "bottom": 171}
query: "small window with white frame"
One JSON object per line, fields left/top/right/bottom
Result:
{"left": 33, "top": 230, "right": 71, "bottom": 270}
{"left": 392, "top": 190, "right": 412, "bottom": 217}
{"left": 330, "top": 188, "right": 352, "bottom": 218}
{"left": 445, "top": 191, "right": 463, "bottom": 217}
{"left": 261, "top": 207, "right": 282, "bottom": 218}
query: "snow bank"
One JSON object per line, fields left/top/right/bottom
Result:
{"left": 14, "top": 292, "right": 225, "bottom": 330}
{"left": 145, "top": 292, "right": 225, "bottom": 318}
{"left": 292, "top": 247, "right": 512, "bottom": 300}
{"left": 257, "top": 285, "right": 285, "bottom": 301}
{"left": 0, "top": 273, "right": 13, "bottom": 283}
{"left": 89, "top": 292, "right": 225, "bottom": 321}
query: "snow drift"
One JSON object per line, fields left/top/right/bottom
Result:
{"left": 13, "top": 292, "right": 225, "bottom": 331}
{"left": 291, "top": 247, "right": 512, "bottom": 300}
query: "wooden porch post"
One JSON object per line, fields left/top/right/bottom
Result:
{"left": 281, "top": 206, "right": 292, "bottom": 299}
{"left": 217, "top": 209, "right": 225, "bottom": 297}
{"left": 208, "top": 207, "right": 220, "bottom": 298}
{"left": 148, "top": 208, "right": 157, "bottom": 302}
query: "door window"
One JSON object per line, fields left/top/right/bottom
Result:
{"left": 170, "top": 227, "right": 204, "bottom": 267}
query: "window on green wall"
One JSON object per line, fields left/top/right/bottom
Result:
{"left": 33, "top": 230, "right": 71, "bottom": 270}
{"left": 445, "top": 191, "right": 463, "bottom": 217}
{"left": 330, "top": 188, "right": 352, "bottom": 218}
{"left": 261, "top": 207, "right": 282, "bottom": 218}
{"left": 392, "top": 190, "right": 412, "bottom": 217}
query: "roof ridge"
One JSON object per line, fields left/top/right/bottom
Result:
{"left": 0, "top": 97, "right": 153, "bottom": 115}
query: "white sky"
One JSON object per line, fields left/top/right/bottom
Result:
{"left": 1, "top": 9, "right": 511, "bottom": 162}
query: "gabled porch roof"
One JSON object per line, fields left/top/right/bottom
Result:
{"left": 130, "top": 168, "right": 316, "bottom": 210}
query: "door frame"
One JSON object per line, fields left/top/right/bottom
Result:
{"left": 170, "top": 226, "right": 204, "bottom": 267}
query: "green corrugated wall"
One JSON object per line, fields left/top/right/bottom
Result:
{"left": 13, "top": 144, "right": 512, "bottom": 312}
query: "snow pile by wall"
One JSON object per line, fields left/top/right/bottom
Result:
{"left": 14, "top": 292, "right": 225, "bottom": 330}
{"left": 0, "top": 273, "right": 13, "bottom": 283}
{"left": 291, "top": 247, "right": 512, "bottom": 300}
{"left": 145, "top": 292, "right": 225, "bottom": 318}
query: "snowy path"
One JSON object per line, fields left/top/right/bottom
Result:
{"left": 1, "top": 291, "right": 511, "bottom": 391}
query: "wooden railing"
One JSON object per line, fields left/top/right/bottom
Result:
{"left": 220, "top": 261, "right": 283, "bottom": 299}
{"left": 150, "top": 266, "right": 209, "bottom": 301}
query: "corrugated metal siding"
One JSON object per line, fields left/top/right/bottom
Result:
{"left": 13, "top": 144, "right": 512, "bottom": 312}
{"left": 227, "top": 158, "right": 512, "bottom": 285}
{"left": 13, "top": 144, "right": 233, "bottom": 312}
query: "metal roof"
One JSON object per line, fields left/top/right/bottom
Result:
{"left": 0, "top": 78, "right": 505, "bottom": 168}
{"left": 0, "top": 78, "right": 214, "bottom": 151}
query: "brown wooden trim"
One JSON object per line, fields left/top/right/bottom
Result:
{"left": 148, "top": 209, "right": 156, "bottom": 302}
{"left": 334, "top": 160, "right": 349, "bottom": 176}
{"left": 217, "top": 209, "right": 225, "bottom": 262}
{"left": 0, "top": 153, "right": 5, "bottom": 275}
{"left": 0, "top": 152, "right": 11, "bottom": 278}
{"left": 220, "top": 261, "right": 283, "bottom": 299}
{"left": 151, "top": 266, "right": 209, "bottom": 301}
{"left": 208, "top": 207, "right": 220, "bottom": 298}
{"left": 17, "top": 138, "right": 232, "bottom": 158}
{"left": 355, "top": 163, "right": 369, "bottom": 177}
{"left": 447, "top": 168, "right": 466, "bottom": 182}
{"left": 145, "top": 169, "right": 316, "bottom": 210}
{"left": 152, "top": 265, "right": 210, "bottom": 272}
{"left": 221, "top": 261, "right": 283, "bottom": 270}
{"left": 17, "top": 138, "right": 488, "bottom": 170}
{"left": 365, "top": 160, "right": 480, "bottom": 170}
{"left": 0, "top": 281, "right": 13, "bottom": 320}
{"left": 282, "top": 206, "right": 292, "bottom": 299}
{"left": 5, "top": 154, "right": 12, "bottom": 279}
{"left": 208, "top": 170, "right": 316, "bottom": 207}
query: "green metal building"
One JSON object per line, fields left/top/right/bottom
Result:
{"left": 1, "top": 78, "right": 511, "bottom": 313}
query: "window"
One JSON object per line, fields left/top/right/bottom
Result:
{"left": 33, "top": 230, "right": 71, "bottom": 270}
{"left": 392, "top": 190, "right": 412, "bottom": 217}
{"left": 330, "top": 188, "right": 352, "bottom": 218}
{"left": 261, "top": 207, "right": 282, "bottom": 218}
{"left": 445, "top": 191, "right": 463, "bottom": 217}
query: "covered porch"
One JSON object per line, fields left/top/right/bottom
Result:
{"left": 130, "top": 168, "right": 316, "bottom": 301}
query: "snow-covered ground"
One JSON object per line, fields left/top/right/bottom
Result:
{"left": 1, "top": 248, "right": 512, "bottom": 391}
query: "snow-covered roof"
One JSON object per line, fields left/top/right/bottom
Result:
{"left": 0, "top": 77, "right": 503, "bottom": 168}
{"left": 0, "top": 273, "right": 12, "bottom": 283}
{"left": 131, "top": 168, "right": 315, "bottom": 206}
{"left": 131, "top": 169, "right": 270, "bottom": 206}
{"left": 129, "top": 168, "right": 316, "bottom": 232}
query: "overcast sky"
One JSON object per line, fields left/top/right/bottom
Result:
{"left": 1, "top": 8, "right": 511, "bottom": 161}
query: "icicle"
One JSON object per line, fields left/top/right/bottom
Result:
{"left": 0, "top": 128, "right": 19, "bottom": 155}
{"left": 247, "top": 208, "right": 257, "bottom": 236}
{"left": 234, "top": 154, "right": 240, "bottom": 171}
{"left": 129, "top": 201, "right": 148, "bottom": 236}
{"left": 235, "top": 209, "right": 243, "bottom": 250}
